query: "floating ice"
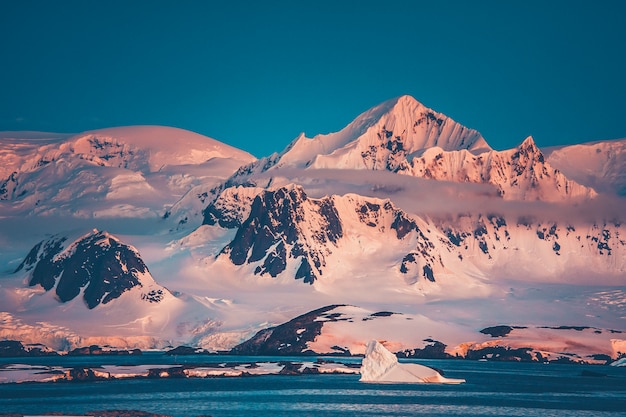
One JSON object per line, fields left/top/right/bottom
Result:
{"left": 360, "top": 340, "right": 465, "bottom": 384}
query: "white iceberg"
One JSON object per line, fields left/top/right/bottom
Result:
{"left": 360, "top": 340, "right": 465, "bottom": 384}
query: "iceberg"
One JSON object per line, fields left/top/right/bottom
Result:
{"left": 360, "top": 340, "right": 465, "bottom": 384}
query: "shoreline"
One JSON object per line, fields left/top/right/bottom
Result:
{"left": 1, "top": 354, "right": 622, "bottom": 385}
{"left": 0, "top": 358, "right": 360, "bottom": 385}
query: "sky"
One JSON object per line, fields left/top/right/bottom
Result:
{"left": 1, "top": 0, "right": 625, "bottom": 157}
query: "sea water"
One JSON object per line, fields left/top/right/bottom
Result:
{"left": 1, "top": 356, "right": 625, "bottom": 416}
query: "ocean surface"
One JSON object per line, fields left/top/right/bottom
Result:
{"left": 1, "top": 354, "right": 626, "bottom": 417}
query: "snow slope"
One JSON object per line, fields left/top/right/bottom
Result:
{"left": 545, "top": 138, "right": 626, "bottom": 197}
{"left": 0, "top": 126, "right": 256, "bottom": 218}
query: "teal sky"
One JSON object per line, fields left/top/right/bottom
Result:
{"left": 1, "top": 0, "right": 625, "bottom": 157}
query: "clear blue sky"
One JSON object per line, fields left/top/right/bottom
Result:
{"left": 1, "top": 0, "right": 625, "bottom": 157}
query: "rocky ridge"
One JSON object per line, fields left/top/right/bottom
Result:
{"left": 15, "top": 230, "right": 168, "bottom": 309}
{"left": 400, "top": 136, "right": 595, "bottom": 201}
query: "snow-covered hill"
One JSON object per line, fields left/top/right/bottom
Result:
{"left": 0, "top": 96, "right": 624, "bottom": 359}
{"left": 0, "top": 126, "right": 256, "bottom": 218}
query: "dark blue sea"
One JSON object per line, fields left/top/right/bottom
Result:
{"left": 1, "top": 354, "right": 626, "bottom": 416}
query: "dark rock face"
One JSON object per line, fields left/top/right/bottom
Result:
{"left": 16, "top": 230, "right": 161, "bottom": 309}
{"left": 399, "top": 222, "right": 441, "bottom": 282}
{"left": 398, "top": 340, "right": 453, "bottom": 359}
{"left": 67, "top": 345, "right": 142, "bottom": 356}
{"left": 438, "top": 214, "right": 508, "bottom": 259}
{"left": 480, "top": 325, "right": 514, "bottom": 337}
{"left": 14, "top": 236, "right": 67, "bottom": 290}
{"left": 295, "top": 257, "right": 315, "bottom": 284}
{"left": 278, "top": 362, "right": 303, "bottom": 375}
{"left": 222, "top": 186, "right": 343, "bottom": 284}
{"left": 67, "top": 367, "right": 107, "bottom": 381}
{"left": 465, "top": 346, "right": 535, "bottom": 362}
{"left": 0, "top": 171, "right": 18, "bottom": 200}
{"left": 369, "top": 311, "right": 396, "bottom": 318}
{"left": 164, "top": 345, "right": 215, "bottom": 356}
{"left": 362, "top": 126, "right": 412, "bottom": 171}
{"left": 0, "top": 340, "right": 57, "bottom": 357}
{"left": 0, "top": 340, "right": 29, "bottom": 357}
{"left": 147, "top": 367, "right": 186, "bottom": 378}
{"left": 541, "top": 325, "right": 593, "bottom": 331}
{"left": 391, "top": 211, "right": 418, "bottom": 239}
{"left": 422, "top": 265, "right": 435, "bottom": 282}
{"left": 358, "top": 201, "right": 384, "bottom": 227}
{"left": 202, "top": 203, "right": 230, "bottom": 227}
{"left": 356, "top": 200, "right": 419, "bottom": 240}
{"left": 230, "top": 305, "right": 345, "bottom": 355}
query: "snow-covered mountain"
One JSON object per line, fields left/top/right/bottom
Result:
{"left": 399, "top": 136, "right": 595, "bottom": 201}
{"left": 224, "top": 95, "right": 489, "bottom": 182}
{"left": 0, "top": 229, "right": 210, "bottom": 351}
{"left": 277, "top": 95, "right": 491, "bottom": 170}
{"left": 545, "top": 138, "right": 626, "bottom": 197}
{"left": 221, "top": 96, "right": 594, "bottom": 205}
{"left": 197, "top": 181, "right": 624, "bottom": 288}
{"left": 14, "top": 230, "right": 169, "bottom": 309}
{"left": 0, "top": 126, "right": 256, "bottom": 218}
{"left": 0, "top": 96, "right": 624, "bottom": 361}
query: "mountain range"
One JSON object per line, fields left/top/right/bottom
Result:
{"left": 0, "top": 95, "right": 624, "bottom": 362}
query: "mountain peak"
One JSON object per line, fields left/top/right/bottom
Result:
{"left": 513, "top": 135, "right": 544, "bottom": 165}
{"left": 519, "top": 136, "right": 539, "bottom": 151}
{"left": 16, "top": 230, "right": 168, "bottom": 309}
{"left": 355, "top": 95, "right": 436, "bottom": 129}
{"left": 391, "top": 94, "right": 423, "bottom": 110}
{"left": 270, "top": 96, "right": 491, "bottom": 172}
{"left": 404, "top": 134, "right": 596, "bottom": 201}
{"left": 375, "top": 95, "right": 422, "bottom": 113}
